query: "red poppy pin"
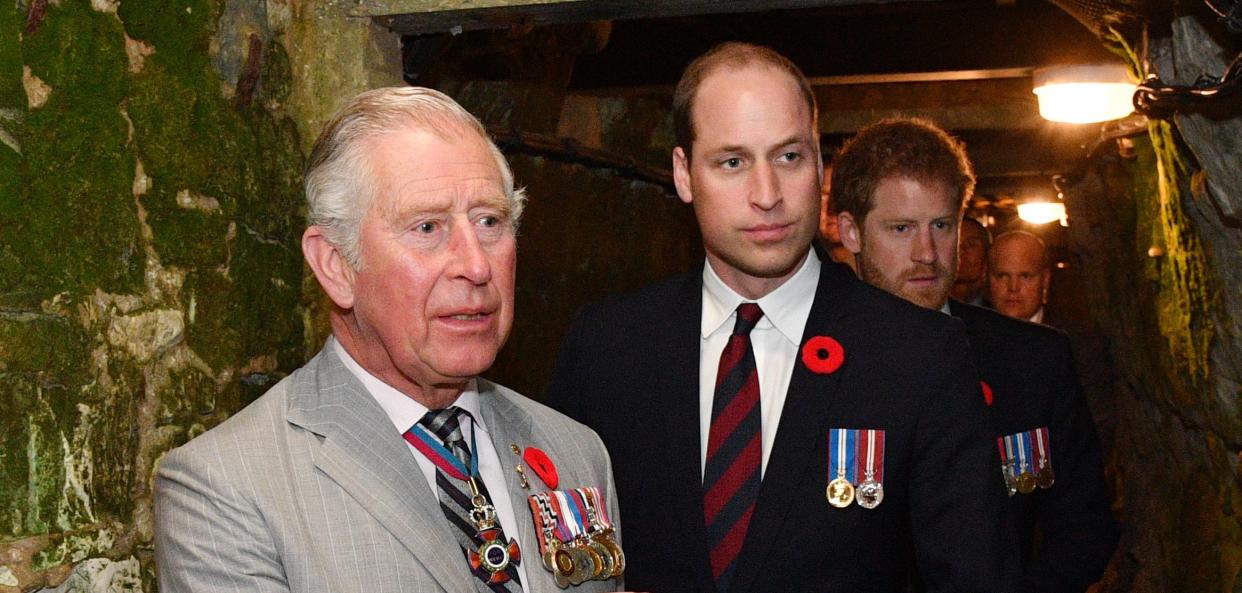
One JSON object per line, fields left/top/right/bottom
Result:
{"left": 980, "top": 381, "right": 994, "bottom": 407}
{"left": 801, "top": 335, "right": 845, "bottom": 374}
{"left": 522, "top": 446, "right": 559, "bottom": 490}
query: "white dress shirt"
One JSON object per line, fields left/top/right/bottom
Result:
{"left": 699, "top": 250, "right": 821, "bottom": 477}
{"left": 1030, "top": 306, "right": 1046, "bottom": 324}
{"left": 333, "top": 338, "right": 531, "bottom": 591}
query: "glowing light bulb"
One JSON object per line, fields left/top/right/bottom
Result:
{"left": 1033, "top": 64, "right": 1136, "bottom": 124}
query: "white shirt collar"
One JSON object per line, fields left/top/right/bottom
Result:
{"left": 940, "top": 301, "right": 952, "bottom": 315}
{"left": 1029, "top": 306, "right": 1045, "bottom": 324}
{"left": 332, "top": 337, "right": 485, "bottom": 434}
{"left": 701, "top": 249, "right": 821, "bottom": 344}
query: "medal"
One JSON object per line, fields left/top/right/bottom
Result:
{"left": 566, "top": 490, "right": 609, "bottom": 579}
{"left": 469, "top": 526, "right": 521, "bottom": 584}
{"left": 408, "top": 416, "right": 521, "bottom": 582}
{"left": 826, "top": 428, "right": 857, "bottom": 508}
{"left": 1000, "top": 436, "right": 1017, "bottom": 496}
{"left": 583, "top": 487, "right": 625, "bottom": 578}
{"left": 1034, "top": 427, "right": 1055, "bottom": 489}
{"left": 855, "top": 429, "right": 885, "bottom": 509}
{"left": 554, "top": 491, "right": 596, "bottom": 585}
{"left": 1015, "top": 432, "right": 1036, "bottom": 494}
{"left": 464, "top": 477, "right": 520, "bottom": 583}
{"left": 528, "top": 494, "right": 560, "bottom": 573}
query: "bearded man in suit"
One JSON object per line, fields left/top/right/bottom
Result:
{"left": 832, "top": 117, "right": 1117, "bottom": 593}
{"left": 546, "top": 43, "right": 1006, "bottom": 593}
{"left": 155, "top": 87, "right": 624, "bottom": 593}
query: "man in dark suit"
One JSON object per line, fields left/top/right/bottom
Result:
{"left": 832, "top": 117, "right": 1118, "bottom": 593}
{"left": 546, "top": 43, "right": 1006, "bottom": 593}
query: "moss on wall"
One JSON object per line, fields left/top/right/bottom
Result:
{"left": 0, "top": 1, "right": 307, "bottom": 590}
{"left": 1140, "top": 121, "right": 1215, "bottom": 387}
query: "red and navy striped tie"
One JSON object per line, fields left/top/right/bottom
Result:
{"left": 703, "top": 303, "right": 764, "bottom": 591}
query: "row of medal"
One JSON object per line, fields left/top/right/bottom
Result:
{"left": 527, "top": 487, "right": 625, "bottom": 588}
{"left": 998, "top": 427, "right": 1056, "bottom": 496}
{"left": 825, "top": 428, "right": 886, "bottom": 509}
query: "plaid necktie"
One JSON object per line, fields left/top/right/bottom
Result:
{"left": 703, "top": 303, "right": 764, "bottom": 592}
{"left": 414, "top": 407, "right": 523, "bottom": 592}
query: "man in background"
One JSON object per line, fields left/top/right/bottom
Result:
{"left": 990, "top": 230, "right": 1053, "bottom": 323}
{"left": 833, "top": 117, "right": 1118, "bottom": 593}
{"left": 952, "top": 216, "right": 990, "bottom": 306}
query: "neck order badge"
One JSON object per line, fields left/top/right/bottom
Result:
{"left": 405, "top": 412, "right": 522, "bottom": 586}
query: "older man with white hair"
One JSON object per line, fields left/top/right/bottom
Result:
{"left": 155, "top": 87, "right": 624, "bottom": 593}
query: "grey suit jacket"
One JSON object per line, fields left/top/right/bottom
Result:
{"left": 155, "top": 344, "right": 622, "bottom": 593}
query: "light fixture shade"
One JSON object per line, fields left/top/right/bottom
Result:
{"left": 1017, "top": 201, "right": 1067, "bottom": 225}
{"left": 1033, "top": 64, "right": 1136, "bottom": 124}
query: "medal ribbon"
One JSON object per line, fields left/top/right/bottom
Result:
{"left": 865, "top": 429, "right": 885, "bottom": 482}
{"left": 555, "top": 490, "right": 586, "bottom": 539}
{"left": 583, "top": 487, "right": 612, "bottom": 531}
{"left": 548, "top": 492, "right": 575, "bottom": 543}
{"left": 568, "top": 489, "right": 594, "bottom": 535}
{"left": 1035, "top": 427, "right": 1050, "bottom": 470}
{"left": 529, "top": 495, "right": 552, "bottom": 556}
{"left": 403, "top": 416, "right": 481, "bottom": 482}
{"left": 996, "top": 437, "right": 1008, "bottom": 465}
{"left": 829, "top": 428, "right": 859, "bottom": 483}
{"left": 1004, "top": 434, "right": 1015, "bottom": 469}
{"left": 1016, "top": 431, "right": 1030, "bottom": 474}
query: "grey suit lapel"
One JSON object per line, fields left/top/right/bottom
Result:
{"left": 287, "top": 345, "right": 477, "bottom": 593}
{"left": 476, "top": 379, "right": 546, "bottom": 593}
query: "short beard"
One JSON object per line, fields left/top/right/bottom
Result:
{"left": 857, "top": 255, "right": 953, "bottom": 310}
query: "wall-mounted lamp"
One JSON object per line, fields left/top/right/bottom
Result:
{"left": 1017, "top": 201, "right": 1067, "bottom": 225}
{"left": 1033, "top": 64, "right": 1136, "bottom": 124}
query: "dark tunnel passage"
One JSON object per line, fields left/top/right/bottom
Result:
{"left": 1, "top": 0, "right": 1239, "bottom": 591}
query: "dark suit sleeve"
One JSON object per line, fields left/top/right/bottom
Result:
{"left": 910, "top": 322, "right": 1009, "bottom": 593}
{"left": 1022, "top": 334, "right": 1118, "bottom": 593}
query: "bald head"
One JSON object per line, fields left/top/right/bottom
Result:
{"left": 988, "top": 231, "right": 1050, "bottom": 320}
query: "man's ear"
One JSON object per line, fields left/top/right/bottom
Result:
{"left": 303, "top": 226, "right": 356, "bottom": 310}
{"left": 673, "top": 146, "right": 694, "bottom": 205}
{"left": 1040, "top": 268, "right": 1053, "bottom": 303}
{"left": 837, "top": 211, "right": 863, "bottom": 254}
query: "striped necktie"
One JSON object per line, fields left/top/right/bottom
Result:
{"left": 414, "top": 407, "right": 523, "bottom": 592}
{"left": 703, "top": 303, "right": 764, "bottom": 592}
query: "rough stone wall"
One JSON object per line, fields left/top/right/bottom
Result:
{"left": 0, "top": 0, "right": 311, "bottom": 590}
{"left": 1061, "top": 17, "right": 1242, "bottom": 592}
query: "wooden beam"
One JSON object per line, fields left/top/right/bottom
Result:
{"left": 358, "top": 0, "right": 937, "bottom": 35}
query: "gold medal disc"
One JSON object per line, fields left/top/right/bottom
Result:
{"left": 827, "top": 477, "right": 855, "bottom": 508}
{"left": 1017, "top": 471, "right": 1037, "bottom": 494}
{"left": 569, "top": 546, "right": 594, "bottom": 585}
{"left": 542, "top": 546, "right": 557, "bottom": 572}
{"left": 554, "top": 548, "right": 576, "bottom": 578}
{"left": 598, "top": 535, "right": 626, "bottom": 578}
{"left": 588, "top": 539, "right": 612, "bottom": 579}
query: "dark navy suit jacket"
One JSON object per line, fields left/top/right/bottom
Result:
{"left": 547, "top": 256, "right": 1008, "bottom": 593}
{"left": 949, "top": 300, "right": 1118, "bottom": 593}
